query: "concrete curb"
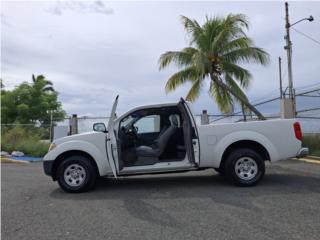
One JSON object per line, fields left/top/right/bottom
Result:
{"left": 0, "top": 157, "right": 30, "bottom": 164}
{"left": 292, "top": 157, "right": 320, "bottom": 164}
{"left": 307, "top": 156, "right": 320, "bottom": 161}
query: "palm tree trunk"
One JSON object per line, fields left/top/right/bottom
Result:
{"left": 241, "top": 103, "right": 247, "bottom": 122}
{"left": 210, "top": 74, "right": 266, "bottom": 120}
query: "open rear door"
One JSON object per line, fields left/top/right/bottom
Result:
{"left": 106, "top": 95, "right": 119, "bottom": 177}
{"left": 178, "top": 98, "right": 200, "bottom": 166}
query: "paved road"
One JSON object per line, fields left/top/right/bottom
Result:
{"left": 2, "top": 160, "right": 320, "bottom": 240}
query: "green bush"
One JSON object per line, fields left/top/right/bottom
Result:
{"left": 1, "top": 125, "right": 49, "bottom": 157}
{"left": 302, "top": 134, "right": 320, "bottom": 157}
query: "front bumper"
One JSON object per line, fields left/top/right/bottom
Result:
{"left": 43, "top": 160, "right": 54, "bottom": 177}
{"left": 296, "top": 147, "right": 309, "bottom": 158}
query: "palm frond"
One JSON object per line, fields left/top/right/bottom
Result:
{"left": 222, "top": 47, "right": 270, "bottom": 65}
{"left": 165, "top": 66, "right": 202, "bottom": 93}
{"left": 225, "top": 13, "right": 249, "bottom": 30}
{"left": 211, "top": 15, "right": 249, "bottom": 53}
{"left": 42, "top": 86, "right": 55, "bottom": 92}
{"left": 180, "top": 15, "right": 202, "bottom": 36}
{"left": 180, "top": 15, "right": 205, "bottom": 47}
{"left": 44, "top": 80, "right": 53, "bottom": 86}
{"left": 191, "top": 51, "right": 210, "bottom": 74}
{"left": 218, "top": 37, "right": 253, "bottom": 55}
{"left": 221, "top": 62, "right": 252, "bottom": 88}
{"left": 158, "top": 47, "right": 198, "bottom": 70}
{"left": 185, "top": 78, "right": 203, "bottom": 102}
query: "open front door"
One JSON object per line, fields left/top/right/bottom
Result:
{"left": 106, "top": 95, "right": 119, "bottom": 177}
{"left": 178, "top": 98, "right": 200, "bottom": 166}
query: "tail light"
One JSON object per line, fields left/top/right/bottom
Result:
{"left": 293, "top": 122, "right": 302, "bottom": 141}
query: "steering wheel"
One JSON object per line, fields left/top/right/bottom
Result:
{"left": 123, "top": 125, "right": 138, "bottom": 141}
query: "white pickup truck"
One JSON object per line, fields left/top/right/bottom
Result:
{"left": 43, "top": 97, "right": 308, "bottom": 193}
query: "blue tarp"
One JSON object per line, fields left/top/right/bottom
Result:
{"left": 11, "top": 156, "right": 43, "bottom": 162}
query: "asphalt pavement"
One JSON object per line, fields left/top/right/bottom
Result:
{"left": 1, "top": 159, "right": 320, "bottom": 240}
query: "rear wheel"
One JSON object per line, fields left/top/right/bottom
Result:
{"left": 57, "top": 155, "right": 97, "bottom": 193}
{"left": 225, "top": 148, "right": 265, "bottom": 186}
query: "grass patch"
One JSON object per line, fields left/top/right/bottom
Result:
{"left": 1, "top": 125, "right": 50, "bottom": 157}
{"left": 302, "top": 134, "right": 320, "bottom": 157}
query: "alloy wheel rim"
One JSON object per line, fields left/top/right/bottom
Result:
{"left": 64, "top": 164, "right": 86, "bottom": 187}
{"left": 235, "top": 157, "right": 258, "bottom": 181}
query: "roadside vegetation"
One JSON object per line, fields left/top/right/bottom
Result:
{"left": 1, "top": 75, "right": 65, "bottom": 157}
{"left": 159, "top": 14, "right": 269, "bottom": 120}
{"left": 1, "top": 126, "right": 50, "bottom": 157}
{"left": 303, "top": 134, "right": 320, "bottom": 157}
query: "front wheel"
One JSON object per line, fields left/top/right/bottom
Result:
{"left": 225, "top": 148, "right": 265, "bottom": 186}
{"left": 57, "top": 155, "right": 97, "bottom": 193}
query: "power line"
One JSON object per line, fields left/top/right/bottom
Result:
{"left": 295, "top": 82, "right": 320, "bottom": 90}
{"left": 291, "top": 27, "right": 320, "bottom": 46}
{"left": 296, "top": 107, "right": 320, "bottom": 113}
{"left": 296, "top": 88, "right": 320, "bottom": 96}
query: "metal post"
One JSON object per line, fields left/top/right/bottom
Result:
{"left": 278, "top": 57, "right": 283, "bottom": 99}
{"left": 293, "top": 88, "right": 297, "bottom": 117}
{"left": 49, "top": 110, "right": 53, "bottom": 142}
{"left": 70, "top": 114, "right": 78, "bottom": 135}
{"left": 201, "top": 110, "right": 209, "bottom": 125}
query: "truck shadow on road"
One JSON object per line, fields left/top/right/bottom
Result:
{"left": 50, "top": 171, "right": 320, "bottom": 200}
{"left": 49, "top": 170, "right": 320, "bottom": 227}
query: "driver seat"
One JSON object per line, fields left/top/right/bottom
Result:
{"left": 135, "top": 114, "right": 179, "bottom": 158}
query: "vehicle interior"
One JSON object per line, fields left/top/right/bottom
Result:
{"left": 117, "top": 106, "right": 187, "bottom": 168}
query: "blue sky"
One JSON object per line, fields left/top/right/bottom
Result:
{"left": 1, "top": 0, "right": 320, "bottom": 117}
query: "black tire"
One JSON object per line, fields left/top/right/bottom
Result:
{"left": 213, "top": 167, "right": 225, "bottom": 175}
{"left": 225, "top": 148, "right": 265, "bottom": 187}
{"left": 56, "top": 155, "right": 97, "bottom": 193}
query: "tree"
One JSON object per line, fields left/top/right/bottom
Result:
{"left": 32, "top": 74, "right": 55, "bottom": 92}
{"left": 158, "top": 14, "right": 269, "bottom": 120}
{"left": 1, "top": 75, "right": 66, "bottom": 125}
{"left": 0, "top": 79, "right": 4, "bottom": 89}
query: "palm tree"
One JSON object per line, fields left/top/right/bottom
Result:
{"left": 159, "top": 14, "right": 269, "bottom": 120}
{"left": 32, "top": 74, "right": 55, "bottom": 92}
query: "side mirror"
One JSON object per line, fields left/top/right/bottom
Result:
{"left": 93, "top": 123, "right": 107, "bottom": 133}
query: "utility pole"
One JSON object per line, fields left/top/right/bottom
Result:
{"left": 278, "top": 57, "right": 283, "bottom": 99}
{"left": 282, "top": 2, "right": 296, "bottom": 118}
{"left": 281, "top": 2, "right": 314, "bottom": 119}
{"left": 285, "top": 2, "right": 294, "bottom": 101}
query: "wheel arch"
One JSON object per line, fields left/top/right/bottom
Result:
{"left": 52, "top": 150, "right": 99, "bottom": 180}
{"left": 219, "top": 140, "right": 271, "bottom": 169}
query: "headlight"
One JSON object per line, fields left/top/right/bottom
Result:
{"left": 48, "top": 143, "right": 57, "bottom": 152}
